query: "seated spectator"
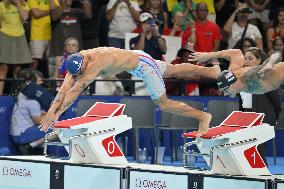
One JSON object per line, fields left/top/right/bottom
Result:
{"left": 10, "top": 68, "right": 57, "bottom": 155}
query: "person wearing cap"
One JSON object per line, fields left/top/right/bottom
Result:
{"left": 130, "top": 12, "right": 166, "bottom": 61}
{"left": 188, "top": 48, "right": 284, "bottom": 97}
{"left": 40, "top": 47, "right": 222, "bottom": 136}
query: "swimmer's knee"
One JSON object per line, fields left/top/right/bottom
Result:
{"left": 154, "top": 97, "right": 170, "bottom": 111}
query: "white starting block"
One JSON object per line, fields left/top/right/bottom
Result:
{"left": 44, "top": 102, "right": 132, "bottom": 165}
{"left": 182, "top": 111, "right": 275, "bottom": 176}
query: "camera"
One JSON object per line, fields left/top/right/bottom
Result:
{"left": 146, "top": 18, "right": 161, "bottom": 26}
{"left": 238, "top": 7, "right": 253, "bottom": 14}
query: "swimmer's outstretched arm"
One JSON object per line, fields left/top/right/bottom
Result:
{"left": 259, "top": 52, "right": 282, "bottom": 77}
{"left": 40, "top": 75, "right": 94, "bottom": 131}
{"left": 54, "top": 77, "right": 94, "bottom": 118}
{"left": 188, "top": 49, "right": 245, "bottom": 72}
{"left": 40, "top": 74, "right": 75, "bottom": 131}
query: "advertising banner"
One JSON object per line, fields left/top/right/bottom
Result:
{"left": 0, "top": 160, "right": 50, "bottom": 189}
{"left": 129, "top": 170, "right": 188, "bottom": 189}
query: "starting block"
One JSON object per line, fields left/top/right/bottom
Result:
{"left": 44, "top": 102, "right": 132, "bottom": 165}
{"left": 182, "top": 111, "right": 275, "bottom": 176}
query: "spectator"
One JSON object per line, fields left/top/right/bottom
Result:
{"left": 53, "top": 37, "right": 80, "bottom": 79}
{"left": 183, "top": 2, "right": 221, "bottom": 52}
{"left": 28, "top": 0, "right": 58, "bottom": 71}
{"left": 193, "top": 0, "right": 215, "bottom": 22}
{"left": 215, "top": 0, "right": 238, "bottom": 28}
{"left": 172, "top": 0, "right": 197, "bottom": 29}
{"left": 238, "top": 37, "right": 257, "bottom": 54}
{"left": 0, "top": 0, "right": 32, "bottom": 95}
{"left": 182, "top": 2, "right": 221, "bottom": 96}
{"left": 214, "top": 0, "right": 238, "bottom": 50}
{"left": 266, "top": 7, "right": 284, "bottom": 52}
{"left": 224, "top": 5, "right": 263, "bottom": 50}
{"left": 143, "top": 0, "right": 168, "bottom": 33}
{"left": 163, "top": 11, "right": 189, "bottom": 37}
{"left": 106, "top": 0, "right": 140, "bottom": 49}
{"left": 246, "top": 0, "right": 270, "bottom": 31}
{"left": 268, "top": 37, "right": 284, "bottom": 60}
{"left": 49, "top": 0, "right": 91, "bottom": 59}
{"left": 130, "top": 12, "right": 167, "bottom": 60}
{"left": 81, "top": 0, "right": 109, "bottom": 49}
{"left": 10, "top": 68, "right": 56, "bottom": 155}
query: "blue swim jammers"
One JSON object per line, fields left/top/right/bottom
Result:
{"left": 128, "top": 50, "right": 167, "bottom": 99}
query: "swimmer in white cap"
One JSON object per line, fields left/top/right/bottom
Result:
{"left": 40, "top": 47, "right": 221, "bottom": 136}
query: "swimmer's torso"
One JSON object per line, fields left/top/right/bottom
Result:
{"left": 80, "top": 47, "right": 140, "bottom": 76}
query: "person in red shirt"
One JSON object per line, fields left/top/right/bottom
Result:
{"left": 182, "top": 2, "right": 221, "bottom": 52}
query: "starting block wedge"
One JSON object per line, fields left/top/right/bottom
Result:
{"left": 44, "top": 102, "right": 132, "bottom": 165}
{"left": 182, "top": 111, "right": 275, "bottom": 176}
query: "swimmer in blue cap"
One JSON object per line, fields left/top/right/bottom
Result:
{"left": 64, "top": 53, "right": 84, "bottom": 76}
{"left": 40, "top": 47, "right": 223, "bottom": 135}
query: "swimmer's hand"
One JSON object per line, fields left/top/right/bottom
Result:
{"left": 39, "top": 112, "right": 58, "bottom": 132}
{"left": 188, "top": 52, "right": 211, "bottom": 62}
{"left": 259, "top": 52, "right": 282, "bottom": 78}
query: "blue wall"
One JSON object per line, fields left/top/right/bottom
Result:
{"left": 0, "top": 95, "right": 283, "bottom": 157}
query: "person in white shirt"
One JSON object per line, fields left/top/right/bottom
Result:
{"left": 224, "top": 5, "right": 263, "bottom": 50}
{"left": 106, "top": 0, "right": 141, "bottom": 49}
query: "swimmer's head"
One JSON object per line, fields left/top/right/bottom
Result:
{"left": 64, "top": 53, "right": 83, "bottom": 75}
{"left": 217, "top": 70, "right": 237, "bottom": 91}
{"left": 244, "top": 47, "right": 267, "bottom": 65}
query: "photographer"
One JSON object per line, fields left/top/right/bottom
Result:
{"left": 10, "top": 69, "right": 56, "bottom": 155}
{"left": 130, "top": 12, "right": 167, "bottom": 60}
{"left": 224, "top": 4, "right": 263, "bottom": 50}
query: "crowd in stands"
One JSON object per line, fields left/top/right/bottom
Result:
{"left": 1, "top": 0, "right": 284, "bottom": 96}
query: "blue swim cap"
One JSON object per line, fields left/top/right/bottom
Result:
{"left": 64, "top": 53, "right": 83, "bottom": 75}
